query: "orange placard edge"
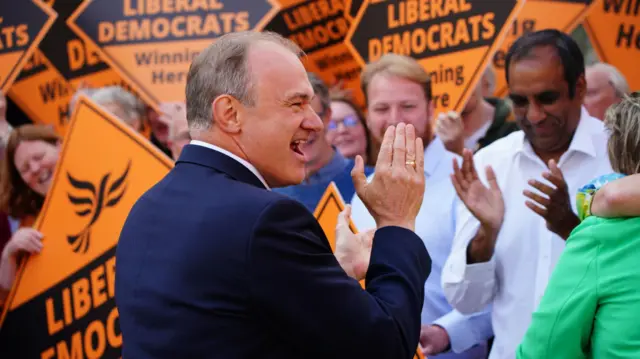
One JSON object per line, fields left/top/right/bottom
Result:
{"left": 0, "top": 94, "right": 173, "bottom": 328}
{"left": 582, "top": 18, "right": 608, "bottom": 63}
{"left": 313, "top": 181, "right": 358, "bottom": 234}
{"left": 494, "top": 0, "right": 602, "bottom": 97}
{"left": 343, "top": 0, "right": 526, "bottom": 112}
{"left": 66, "top": 0, "right": 283, "bottom": 113}
{"left": 344, "top": 0, "right": 354, "bottom": 21}
{"left": 6, "top": 51, "right": 72, "bottom": 134}
{"left": 0, "top": 0, "right": 58, "bottom": 93}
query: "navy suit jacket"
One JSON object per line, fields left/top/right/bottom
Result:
{"left": 115, "top": 144, "right": 431, "bottom": 359}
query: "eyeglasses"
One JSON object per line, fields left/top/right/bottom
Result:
{"left": 328, "top": 115, "right": 360, "bottom": 131}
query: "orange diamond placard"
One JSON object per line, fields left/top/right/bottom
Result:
{"left": 345, "top": 0, "right": 524, "bottom": 117}
{"left": 67, "top": 0, "right": 280, "bottom": 112}
{"left": 0, "top": 0, "right": 57, "bottom": 93}
{"left": 491, "top": 0, "right": 599, "bottom": 97}
{"left": 265, "top": 0, "right": 365, "bottom": 107}
{"left": 584, "top": 0, "right": 640, "bottom": 91}
{"left": 0, "top": 95, "right": 173, "bottom": 358}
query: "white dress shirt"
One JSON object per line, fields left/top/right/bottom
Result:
{"left": 351, "top": 137, "right": 492, "bottom": 358}
{"left": 189, "top": 140, "right": 271, "bottom": 190}
{"left": 441, "top": 108, "right": 613, "bottom": 359}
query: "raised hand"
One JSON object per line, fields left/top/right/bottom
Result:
{"left": 435, "top": 111, "right": 465, "bottom": 155}
{"left": 334, "top": 205, "right": 374, "bottom": 281}
{"left": 352, "top": 123, "right": 425, "bottom": 231}
{"left": 451, "top": 149, "right": 505, "bottom": 232}
{"left": 523, "top": 159, "right": 580, "bottom": 239}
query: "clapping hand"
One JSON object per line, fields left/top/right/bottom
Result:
{"left": 450, "top": 149, "right": 504, "bottom": 262}
{"left": 334, "top": 205, "right": 374, "bottom": 281}
{"left": 351, "top": 123, "right": 425, "bottom": 232}
{"left": 523, "top": 159, "right": 580, "bottom": 239}
{"left": 435, "top": 111, "right": 465, "bottom": 155}
{"left": 451, "top": 149, "right": 504, "bottom": 231}
{"left": 420, "top": 325, "right": 450, "bottom": 356}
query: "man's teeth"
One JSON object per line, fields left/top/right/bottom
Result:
{"left": 293, "top": 140, "right": 307, "bottom": 145}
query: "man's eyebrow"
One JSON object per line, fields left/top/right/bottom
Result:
{"left": 284, "top": 92, "right": 312, "bottom": 103}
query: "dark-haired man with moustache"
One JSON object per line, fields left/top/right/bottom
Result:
{"left": 442, "top": 29, "right": 613, "bottom": 359}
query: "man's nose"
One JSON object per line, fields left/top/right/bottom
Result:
{"left": 386, "top": 107, "right": 403, "bottom": 127}
{"left": 303, "top": 109, "right": 324, "bottom": 132}
{"left": 527, "top": 102, "right": 546, "bottom": 124}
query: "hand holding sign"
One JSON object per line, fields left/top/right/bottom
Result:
{"left": 352, "top": 123, "right": 425, "bottom": 232}
{"left": 435, "top": 111, "right": 465, "bottom": 155}
{"left": 1, "top": 228, "right": 44, "bottom": 261}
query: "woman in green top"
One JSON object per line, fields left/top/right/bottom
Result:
{"left": 517, "top": 92, "right": 640, "bottom": 359}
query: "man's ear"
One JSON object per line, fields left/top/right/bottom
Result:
{"left": 212, "top": 95, "right": 241, "bottom": 134}
{"left": 575, "top": 74, "right": 587, "bottom": 103}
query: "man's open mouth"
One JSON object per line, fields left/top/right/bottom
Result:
{"left": 290, "top": 140, "right": 306, "bottom": 156}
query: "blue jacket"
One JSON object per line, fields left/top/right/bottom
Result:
{"left": 115, "top": 144, "right": 431, "bottom": 359}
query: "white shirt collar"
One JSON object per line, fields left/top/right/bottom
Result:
{"left": 189, "top": 140, "right": 271, "bottom": 190}
{"left": 517, "top": 106, "right": 601, "bottom": 159}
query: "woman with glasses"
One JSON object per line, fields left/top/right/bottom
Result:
{"left": 328, "top": 93, "right": 374, "bottom": 166}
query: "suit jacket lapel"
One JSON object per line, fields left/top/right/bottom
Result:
{"left": 176, "top": 144, "right": 267, "bottom": 189}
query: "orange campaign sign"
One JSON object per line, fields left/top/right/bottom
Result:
{"left": 313, "top": 183, "right": 425, "bottom": 359}
{"left": 344, "top": 0, "right": 365, "bottom": 21}
{"left": 67, "top": 0, "right": 280, "bottom": 112}
{"left": 265, "top": 0, "right": 366, "bottom": 107}
{"left": 7, "top": 0, "right": 145, "bottom": 137}
{"left": 37, "top": 0, "right": 139, "bottom": 95}
{"left": 345, "top": 0, "right": 524, "bottom": 117}
{"left": 584, "top": 0, "right": 640, "bottom": 90}
{"left": 0, "top": 0, "right": 57, "bottom": 93}
{"left": 0, "top": 95, "right": 173, "bottom": 358}
{"left": 491, "top": 0, "right": 598, "bottom": 97}
{"left": 7, "top": 50, "right": 76, "bottom": 135}
{"left": 314, "top": 181, "right": 358, "bottom": 251}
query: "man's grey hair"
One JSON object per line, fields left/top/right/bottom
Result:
{"left": 589, "top": 62, "right": 630, "bottom": 97}
{"left": 185, "top": 31, "right": 303, "bottom": 130}
{"left": 88, "top": 85, "right": 145, "bottom": 126}
{"left": 307, "top": 72, "right": 330, "bottom": 115}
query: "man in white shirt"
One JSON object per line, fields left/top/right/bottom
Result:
{"left": 350, "top": 53, "right": 492, "bottom": 359}
{"left": 441, "top": 30, "right": 613, "bottom": 359}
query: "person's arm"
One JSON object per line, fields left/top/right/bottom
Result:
{"left": 516, "top": 221, "right": 597, "bottom": 359}
{"left": 433, "top": 308, "right": 493, "bottom": 353}
{"left": 591, "top": 174, "right": 640, "bottom": 217}
{"left": 0, "top": 228, "right": 43, "bottom": 304}
{"left": 441, "top": 198, "right": 498, "bottom": 315}
{"left": 249, "top": 198, "right": 431, "bottom": 359}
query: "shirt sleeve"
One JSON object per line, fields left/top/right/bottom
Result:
{"left": 516, "top": 221, "right": 598, "bottom": 359}
{"left": 441, "top": 193, "right": 498, "bottom": 315}
{"left": 432, "top": 307, "right": 493, "bottom": 353}
{"left": 349, "top": 193, "right": 377, "bottom": 232}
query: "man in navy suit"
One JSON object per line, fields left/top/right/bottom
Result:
{"left": 115, "top": 31, "right": 431, "bottom": 359}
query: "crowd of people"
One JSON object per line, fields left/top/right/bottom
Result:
{"left": 0, "top": 27, "right": 637, "bottom": 358}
